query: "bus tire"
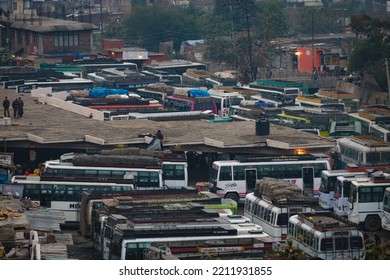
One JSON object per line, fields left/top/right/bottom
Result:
{"left": 225, "top": 192, "right": 239, "bottom": 203}
{"left": 364, "top": 215, "right": 381, "bottom": 232}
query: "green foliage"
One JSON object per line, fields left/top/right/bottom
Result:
{"left": 348, "top": 14, "right": 390, "bottom": 90}
{"left": 113, "top": 5, "right": 203, "bottom": 52}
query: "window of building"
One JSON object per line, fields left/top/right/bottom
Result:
{"left": 54, "top": 32, "right": 79, "bottom": 47}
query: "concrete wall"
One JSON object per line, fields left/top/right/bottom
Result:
{"left": 32, "top": 88, "right": 105, "bottom": 121}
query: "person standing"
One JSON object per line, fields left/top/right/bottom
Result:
{"left": 3, "top": 96, "right": 10, "bottom": 117}
{"left": 12, "top": 98, "right": 19, "bottom": 118}
{"left": 156, "top": 130, "right": 164, "bottom": 150}
{"left": 18, "top": 97, "right": 24, "bottom": 117}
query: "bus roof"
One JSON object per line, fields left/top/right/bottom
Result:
{"left": 294, "top": 212, "right": 359, "bottom": 231}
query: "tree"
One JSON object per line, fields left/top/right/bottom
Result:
{"left": 349, "top": 14, "right": 390, "bottom": 91}
{"left": 106, "top": 5, "right": 203, "bottom": 53}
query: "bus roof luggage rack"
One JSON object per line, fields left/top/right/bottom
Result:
{"left": 370, "top": 171, "right": 390, "bottom": 182}
{"left": 117, "top": 223, "right": 237, "bottom": 238}
{"left": 297, "top": 212, "right": 357, "bottom": 231}
{"left": 236, "top": 154, "right": 320, "bottom": 163}
{"left": 255, "top": 191, "right": 318, "bottom": 206}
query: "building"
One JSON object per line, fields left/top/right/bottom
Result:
{"left": 0, "top": 14, "right": 98, "bottom": 55}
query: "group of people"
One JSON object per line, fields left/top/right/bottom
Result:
{"left": 3, "top": 97, "right": 24, "bottom": 118}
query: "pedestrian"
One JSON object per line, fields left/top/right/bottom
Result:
{"left": 12, "top": 98, "right": 19, "bottom": 118}
{"left": 18, "top": 97, "right": 24, "bottom": 117}
{"left": 156, "top": 129, "right": 164, "bottom": 150}
{"left": 2, "top": 96, "right": 10, "bottom": 117}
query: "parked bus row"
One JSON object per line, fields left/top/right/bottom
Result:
{"left": 243, "top": 177, "right": 365, "bottom": 260}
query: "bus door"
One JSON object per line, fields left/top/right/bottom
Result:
{"left": 245, "top": 169, "right": 257, "bottom": 193}
{"left": 40, "top": 189, "right": 52, "bottom": 207}
{"left": 302, "top": 167, "right": 314, "bottom": 196}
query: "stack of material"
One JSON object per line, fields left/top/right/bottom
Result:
{"left": 100, "top": 147, "right": 171, "bottom": 158}
{"left": 144, "top": 83, "right": 174, "bottom": 95}
{"left": 39, "top": 232, "right": 73, "bottom": 260}
{"left": 255, "top": 177, "right": 307, "bottom": 203}
{"left": 72, "top": 154, "right": 160, "bottom": 167}
{"left": 69, "top": 89, "right": 89, "bottom": 97}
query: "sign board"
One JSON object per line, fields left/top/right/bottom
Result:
{"left": 0, "top": 153, "right": 13, "bottom": 168}
{"left": 4, "top": 80, "right": 24, "bottom": 89}
{"left": 17, "top": 83, "right": 37, "bottom": 93}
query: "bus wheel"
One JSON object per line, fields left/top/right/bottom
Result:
{"left": 364, "top": 215, "right": 381, "bottom": 232}
{"left": 225, "top": 193, "right": 239, "bottom": 203}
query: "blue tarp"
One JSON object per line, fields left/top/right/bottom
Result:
{"left": 187, "top": 89, "right": 210, "bottom": 97}
{"left": 87, "top": 88, "right": 129, "bottom": 97}
{"left": 254, "top": 101, "right": 270, "bottom": 108}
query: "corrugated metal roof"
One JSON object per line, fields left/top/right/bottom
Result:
{"left": 10, "top": 15, "right": 98, "bottom": 33}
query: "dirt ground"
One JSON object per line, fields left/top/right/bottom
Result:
{"left": 66, "top": 230, "right": 101, "bottom": 260}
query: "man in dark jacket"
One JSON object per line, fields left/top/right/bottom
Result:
{"left": 12, "top": 98, "right": 19, "bottom": 118}
{"left": 3, "top": 96, "right": 10, "bottom": 117}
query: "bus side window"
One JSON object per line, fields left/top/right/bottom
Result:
{"left": 219, "top": 166, "right": 232, "bottom": 181}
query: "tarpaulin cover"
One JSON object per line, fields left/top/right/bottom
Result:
{"left": 87, "top": 88, "right": 129, "bottom": 97}
{"left": 187, "top": 89, "right": 210, "bottom": 97}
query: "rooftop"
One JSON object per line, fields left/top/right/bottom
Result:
{"left": 0, "top": 87, "right": 335, "bottom": 154}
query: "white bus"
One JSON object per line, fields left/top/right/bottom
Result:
{"left": 11, "top": 175, "right": 136, "bottom": 223}
{"left": 208, "top": 89, "right": 245, "bottom": 117}
{"left": 333, "top": 175, "right": 370, "bottom": 217}
{"left": 319, "top": 170, "right": 365, "bottom": 210}
{"left": 336, "top": 137, "right": 390, "bottom": 168}
{"left": 208, "top": 154, "right": 330, "bottom": 202}
{"left": 43, "top": 154, "right": 189, "bottom": 188}
{"left": 381, "top": 187, "right": 390, "bottom": 231}
{"left": 41, "top": 162, "right": 164, "bottom": 188}
{"left": 108, "top": 219, "right": 273, "bottom": 260}
{"left": 244, "top": 192, "right": 317, "bottom": 242}
{"left": 288, "top": 212, "right": 365, "bottom": 260}
{"left": 348, "top": 172, "right": 390, "bottom": 231}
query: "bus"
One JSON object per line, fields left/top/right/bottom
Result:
{"left": 24, "top": 77, "right": 94, "bottom": 92}
{"left": 41, "top": 160, "right": 164, "bottom": 188}
{"left": 276, "top": 113, "right": 311, "bottom": 125}
{"left": 318, "top": 170, "right": 366, "bottom": 210}
{"left": 143, "top": 60, "right": 207, "bottom": 75}
{"left": 348, "top": 172, "right": 390, "bottom": 231}
{"left": 164, "top": 94, "right": 217, "bottom": 114}
{"left": 333, "top": 175, "right": 370, "bottom": 217}
{"left": 208, "top": 154, "right": 331, "bottom": 202}
{"left": 88, "top": 102, "right": 163, "bottom": 115}
{"left": 295, "top": 95, "right": 345, "bottom": 112}
{"left": 70, "top": 61, "right": 139, "bottom": 74}
{"left": 108, "top": 218, "right": 272, "bottom": 260}
{"left": 44, "top": 153, "right": 189, "bottom": 188}
{"left": 381, "top": 187, "right": 390, "bottom": 231}
{"left": 336, "top": 136, "right": 390, "bottom": 168}
{"left": 208, "top": 89, "right": 245, "bottom": 117}
{"left": 244, "top": 192, "right": 317, "bottom": 242}
{"left": 10, "top": 175, "right": 137, "bottom": 222}
{"left": 288, "top": 212, "right": 365, "bottom": 260}
{"left": 250, "top": 93, "right": 295, "bottom": 108}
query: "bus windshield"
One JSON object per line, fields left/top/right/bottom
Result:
{"left": 209, "top": 166, "right": 218, "bottom": 182}
{"left": 348, "top": 185, "right": 357, "bottom": 203}
{"left": 319, "top": 175, "right": 336, "bottom": 193}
